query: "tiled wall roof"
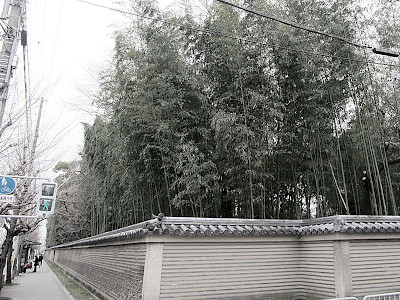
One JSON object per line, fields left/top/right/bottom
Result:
{"left": 51, "top": 214, "right": 400, "bottom": 248}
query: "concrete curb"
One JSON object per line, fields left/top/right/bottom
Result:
{"left": 44, "top": 260, "right": 75, "bottom": 300}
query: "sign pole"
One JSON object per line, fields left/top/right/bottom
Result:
{"left": 0, "top": 175, "right": 50, "bottom": 181}
{"left": 0, "top": 215, "right": 44, "bottom": 219}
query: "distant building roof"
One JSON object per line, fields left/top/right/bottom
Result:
{"left": 51, "top": 214, "right": 400, "bottom": 249}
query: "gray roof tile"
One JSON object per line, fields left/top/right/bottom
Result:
{"left": 51, "top": 214, "right": 400, "bottom": 248}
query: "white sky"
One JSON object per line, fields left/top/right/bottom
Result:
{"left": 3, "top": 0, "right": 205, "bottom": 177}
{"left": 26, "top": 0, "right": 127, "bottom": 169}
{"left": 21, "top": 0, "right": 178, "bottom": 177}
{"left": 0, "top": 0, "right": 200, "bottom": 182}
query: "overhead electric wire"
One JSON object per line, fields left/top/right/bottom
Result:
{"left": 39, "top": 0, "right": 47, "bottom": 71}
{"left": 77, "top": 0, "right": 399, "bottom": 68}
{"left": 21, "top": 5, "right": 32, "bottom": 156}
{"left": 48, "top": 0, "right": 63, "bottom": 81}
{"left": 0, "top": 20, "right": 9, "bottom": 33}
{"left": 214, "top": 0, "right": 372, "bottom": 49}
{"left": 0, "top": 19, "right": 12, "bottom": 30}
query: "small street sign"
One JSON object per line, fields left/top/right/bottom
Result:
{"left": 0, "top": 195, "right": 15, "bottom": 203}
{"left": 0, "top": 176, "right": 16, "bottom": 195}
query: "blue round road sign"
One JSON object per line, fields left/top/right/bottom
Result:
{"left": 0, "top": 177, "right": 16, "bottom": 195}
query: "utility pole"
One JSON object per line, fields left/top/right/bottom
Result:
{"left": 0, "top": 0, "right": 26, "bottom": 128}
{"left": 27, "top": 97, "right": 44, "bottom": 176}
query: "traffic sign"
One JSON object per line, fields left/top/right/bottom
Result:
{"left": 37, "top": 198, "right": 55, "bottom": 214}
{"left": 0, "top": 195, "right": 15, "bottom": 203}
{"left": 40, "top": 183, "right": 57, "bottom": 197}
{"left": 0, "top": 176, "right": 16, "bottom": 195}
{"left": 37, "top": 182, "right": 58, "bottom": 215}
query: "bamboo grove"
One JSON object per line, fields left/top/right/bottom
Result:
{"left": 47, "top": 0, "right": 400, "bottom": 245}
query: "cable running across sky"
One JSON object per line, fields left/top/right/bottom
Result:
{"left": 214, "top": 0, "right": 399, "bottom": 57}
{"left": 214, "top": 0, "right": 370, "bottom": 49}
{"left": 77, "top": 0, "right": 400, "bottom": 65}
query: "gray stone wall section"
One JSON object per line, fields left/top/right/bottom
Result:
{"left": 350, "top": 239, "right": 400, "bottom": 296}
{"left": 47, "top": 215, "right": 400, "bottom": 300}
{"left": 299, "top": 241, "right": 335, "bottom": 298}
{"left": 333, "top": 240, "right": 353, "bottom": 298}
{"left": 56, "top": 243, "right": 146, "bottom": 300}
{"left": 142, "top": 243, "right": 163, "bottom": 299}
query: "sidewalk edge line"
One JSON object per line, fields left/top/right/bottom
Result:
{"left": 45, "top": 261, "right": 75, "bottom": 300}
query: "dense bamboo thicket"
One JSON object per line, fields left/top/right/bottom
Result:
{"left": 47, "top": 0, "right": 400, "bottom": 246}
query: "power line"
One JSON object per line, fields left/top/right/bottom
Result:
{"left": 77, "top": 0, "right": 136, "bottom": 16}
{"left": 0, "top": 20, "right": 11, "bottom": 34}
{"left": 76, "top": 0, "right": 399, "bottom": 68}
{"left": 48, "top": 0, "right": 63, "bottom": 82}
{"left": 214, "top": 0, "right": 370, "bottom": 49}
{"left": 215, "top": 0, "right": 399, "bottom": 58}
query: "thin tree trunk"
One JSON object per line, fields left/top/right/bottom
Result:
{"left": 0, "top": 226, "right": 14, "bottom": 290}
{"left": 238, "top": 72, "right": 254, "bottom": 218}
{"left": 6, "top": 244, "right": 13, "bottom": 283}
{"left": 161, "top": 153, "right": 173, "bottom": 216}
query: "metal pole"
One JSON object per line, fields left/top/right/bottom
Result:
{"left": 0, "top": 215, "right": 43, "bottom": 218}
{"left": 0, "top": 175, "right": 51, "bottom": 181}
{"left": 0, "top": 0, "right": 11, "bottom": 19}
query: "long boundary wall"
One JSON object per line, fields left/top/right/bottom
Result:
{"left": 157, "top": 237, "right": 336, "bottom": 300}
{"left": 46, "top": 215, "right": 400, "bottom": 300}
{"left": 49, "top": 241, "right": 146, "bottom": 299}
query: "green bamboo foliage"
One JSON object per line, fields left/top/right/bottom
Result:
{"left": 46, "top": 0, "right": 400, "bottom": 242}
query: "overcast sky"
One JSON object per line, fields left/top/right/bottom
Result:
{"left": 1, "top": 0, "right": 192, "bottom": 177}
{"left": 24, "top": 0, "right": 126, "bottom": 168}
{"left": 1, "top": 0, "right": 176, "bottom": 243}
{"left": 23, "top": 0, "right": 182, "bottom": 177}
{"left": 0, "top": 0, "right": 132, "bottom": 239}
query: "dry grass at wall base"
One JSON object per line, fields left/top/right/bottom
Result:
{"left": 45, "top": 259, "right": 99, "bottom": 300}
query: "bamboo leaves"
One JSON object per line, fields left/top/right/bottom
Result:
{"left": 47, "top": 0, "right": 400, "bottom": 242}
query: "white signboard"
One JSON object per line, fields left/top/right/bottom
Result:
{"left": 0, "top": 195, "right": 15, "bottom": 203}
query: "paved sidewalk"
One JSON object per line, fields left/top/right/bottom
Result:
{"left": 0, "top": 260, "right": 74, "bottom": 300}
